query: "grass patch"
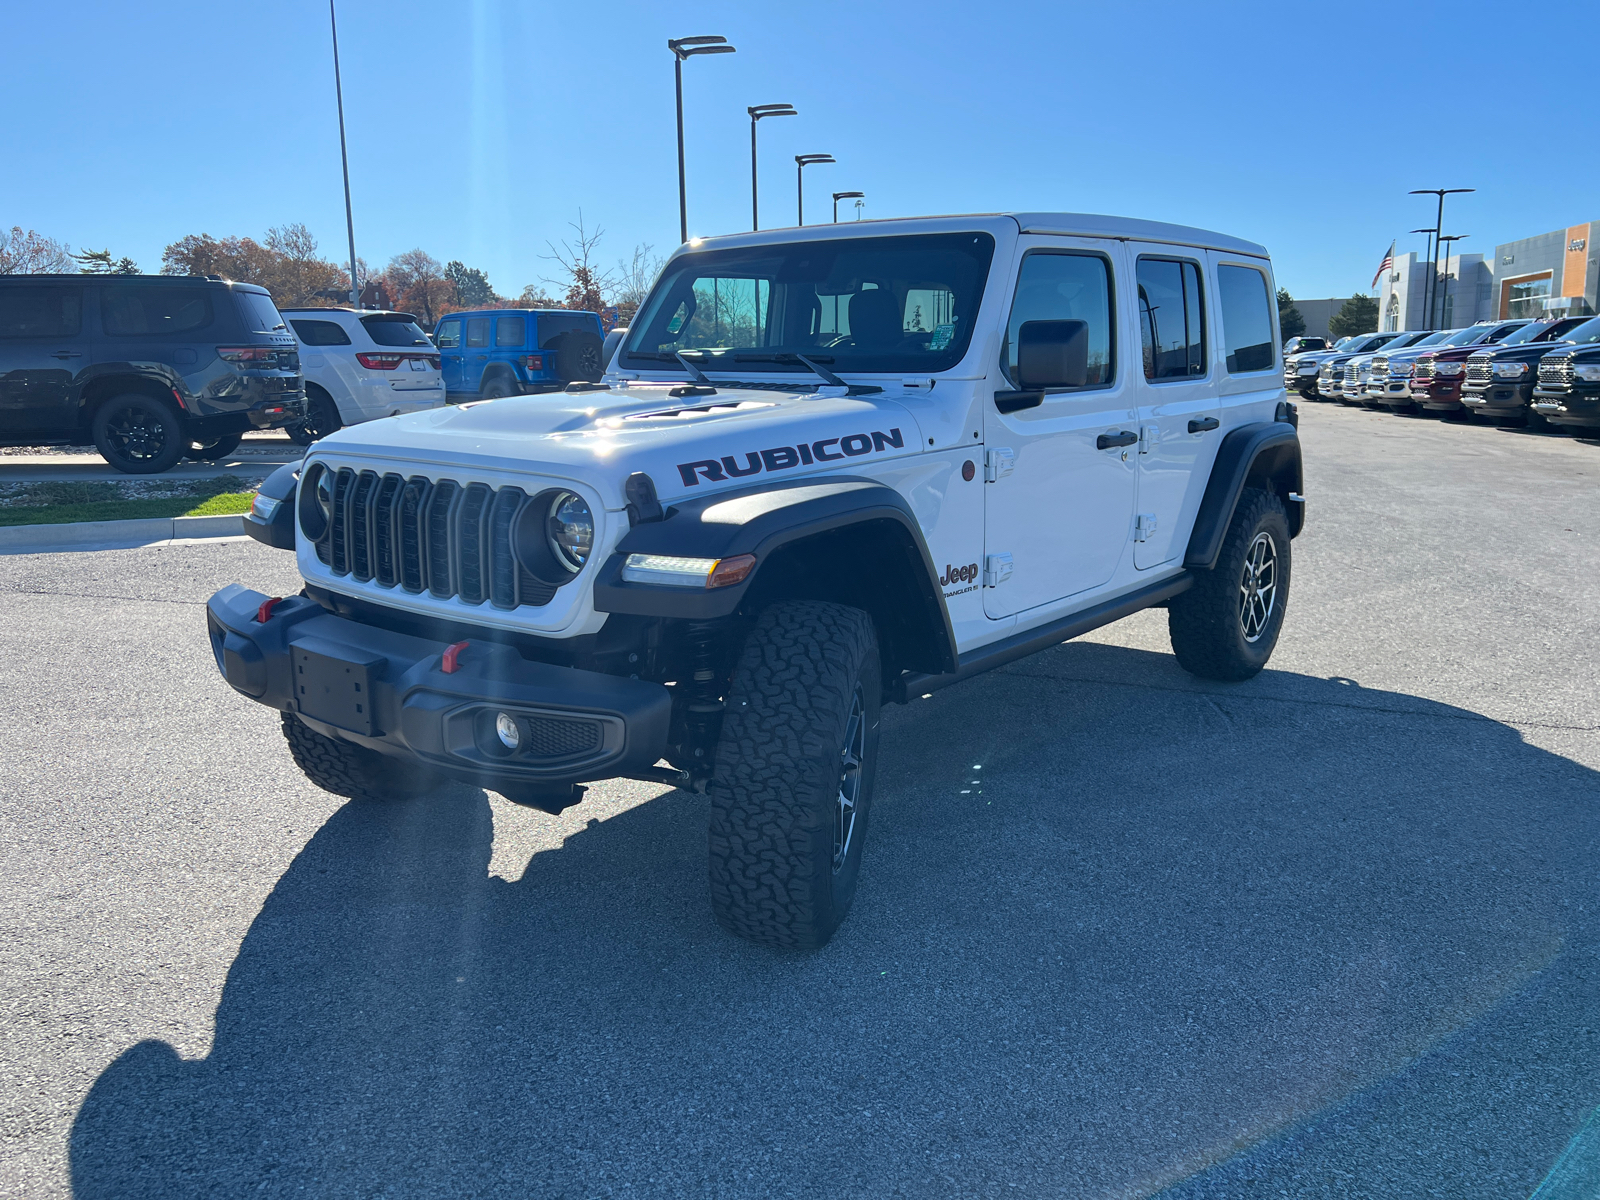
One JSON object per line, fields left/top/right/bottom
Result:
{"left": 0, "top": 475, "right": 255, "bottom": 527}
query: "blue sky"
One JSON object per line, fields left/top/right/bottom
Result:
{"left": 4, "top": 0, "right": 1594, "bottom": 302}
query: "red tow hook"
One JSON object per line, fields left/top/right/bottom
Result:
{"left": 441, "top": 640, "right": 470, "bottom": 674}
{"left": 255, "top": 596, "right": 285, "bottom": 623}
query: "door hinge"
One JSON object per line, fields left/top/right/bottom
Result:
{"left": 1140, "top": 424, "right": 1159, "bottom": 454}
{"left": 983, "top": 553, "right": 1014, "bottom": 587}
{"left": 984, "top": 447, "right": 1015, "bottom": 482}
{"left": 1133, "top": 513, "right": 1158, "bottom": 542}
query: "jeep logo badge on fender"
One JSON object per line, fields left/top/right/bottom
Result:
{"left": 938, "top": 563, "right": 978, "bottom": 587}
{"left": 678, "top": 428, "right": 904, "bottom": 486}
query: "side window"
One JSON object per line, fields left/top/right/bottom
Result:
{"left": 495, "top": 315, "right": 526, "bottom": 347}
{"left": 102, "top": 286, "right": 215, "bottom": 337}
{"left": 434, "top": 320, "right": 461, "bottom": 349}
{"left": 465, "top": 318, "right": 490, "bottom": 348}
{"left": 289, "top": 319, "right": 351, "bottom": 346}
{"left": 1137, "top": 258, "right": 1205, "bottom": 380}
{"left": 0, "top": 287, "right": 83, "bottom": 338}
{"left": 1002, "top": 252, "right": 1114, "bottom": 388}
{"left": 1217, "top": 265, "right": 1275, "bottom": 374}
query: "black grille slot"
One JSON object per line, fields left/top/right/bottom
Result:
{"left": 373, "top": 474, "right": 403, "bottom": 587}
{"left": 349, "top": 470, "right": 378, "bottom": 582}
{"left": 425, "top": 480, "right": 460, "bottom": 599}
{"left": 398, "top": 477, "right": 429, "bottom": 592}
{"left": 522, "top": 716, "right": 603, "bottom": 760}
{"left": 489, "top": 487, "right": 526, "bottom": 609}
{"left": 329, "top": 467, "right": 355, "bottom": 575}
{"left": 456, "top": 483, "right": 493, "bottom": 605}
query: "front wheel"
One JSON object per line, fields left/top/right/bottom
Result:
{"left": 280, "top": 711, "right": 442, "bottom": 802}
{"left": 708, "top": 602, "right": 882, "bottom": 950}
{"left": 92, "top": 394, "right": 185, "bottom": 474}
{"left": 1168, "top": 487, "right": 1291, "bottom": 682}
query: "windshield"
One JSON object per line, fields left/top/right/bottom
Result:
{"left": 1561, "top": 315, "right": 1600, "bottom": 345}
{"left": 1406, "top": 330, "right": 1455, "bottom": 348}
{"left": 621, "top": 232, "right": 996, "bottom": 375}
{"left": 1443, "top": 325, "right": 1494, "bottom": 347}
{"left": 361, "top": 315, "right": 432, "bottom": 347}
{"left": 1390, "top": 331, "right": 1433, "bottom": 349}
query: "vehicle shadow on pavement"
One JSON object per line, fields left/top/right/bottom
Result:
{"left": 68, "top": 643, "right": 1600, "bottom": 1199}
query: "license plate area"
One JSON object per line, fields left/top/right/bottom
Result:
{"left": 292, "top": 637, "right": 385, "bottom": 736}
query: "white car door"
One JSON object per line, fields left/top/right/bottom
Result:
{"left": 1130, "top": 247, "right": 1221, "bottom": 569}
{"left": 983, "top": 237, "right": 1137, "bottom": 619}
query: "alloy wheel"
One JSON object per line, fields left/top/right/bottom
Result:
{"left": 105, "top": 406, "right": 172, "bottom": 463}
{"left": 1239, "top": 531, "right": 1278, "bottom": 643}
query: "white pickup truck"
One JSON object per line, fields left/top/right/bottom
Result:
{"left": 213, "top": 213, "right": 1303, "bottom": 948}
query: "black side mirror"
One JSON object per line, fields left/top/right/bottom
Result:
{"left": 1016, "top": 319, "right": 1089, "bottom": 390}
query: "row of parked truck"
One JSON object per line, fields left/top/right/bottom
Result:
{"left": 1281, "top": 316, "right": 1600, "bottom": 433}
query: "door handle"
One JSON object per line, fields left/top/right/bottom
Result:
{"left": 51, "top": 351, "right": 82, "bottom": 359}
{"left": 1188, "top": 416, "right": 1220, "bottom": 433}
{"left": 1096, "top": 430, "right": 1138, "bottom": 450}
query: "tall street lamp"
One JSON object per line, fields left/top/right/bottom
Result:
{"left": 747, "top": 104, "right": 797, "bottom": 231}
{"left": 669, "top": 36, "right": 736, "bottom": 244}
{"left": 1437, "top": 235, "right": 1469, "bottom": 327}
{"left": 832, "top": 191, "right": 864, "bottom": 223}
{"left": 328, "top": 0, "right": 359, "bottom": 307}
{"left": 795, "top": 155, "right": 834, "bottom": 226}
{"left": 1410, "top": 188, "right": 1474, "bottom": 329}
{"left": 1410, "top": 227, "right": 1438, "bottom": 329}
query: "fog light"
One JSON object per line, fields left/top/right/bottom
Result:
{"left": 495, "top": 712, "right": 521, "bottom": 751}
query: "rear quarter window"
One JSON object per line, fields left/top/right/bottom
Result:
{"left": 290, "top": 318, "right": 351, "bottom": 346}
{"left": 236, "top": 291, "right": 286, "bottom": 334}
{"left": 0, "top": 286, "right": 83, "bottom": 338}
{"left": 1217, "top": 265, "right": 1276, "bottom": 374}
{"left": 495, "top": 316, "right": 527, "bottom": 347}
{"left": 537, "top": 312, "right": 598, "bottom": 348}
{"left": 102, "top": 286, "right": 216, "bottom": 337}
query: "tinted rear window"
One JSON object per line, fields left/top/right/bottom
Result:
{"left": 237, "top": 291, "right": 286, "bottom": 333}
{"left": 538, "top": 312, "right": 598, "bottom": 348}
{"left": 103, "top": 286, "right": 216, "bottom": 337}
{"left": 291, "top": 318, "right": 352, "bottom": 346}
{"left": 0, "top": 286, "right": 83, "bottom": 338}
{"left": 361, "top": 315, "right": 432, "bottom": 347}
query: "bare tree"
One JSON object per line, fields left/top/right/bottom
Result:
{"left": 0, "top": 226, "right": 75, "bottom": 274}
{"left": 540, "top": 211, "right": 615, "bottom": 314}
{"left": 264, "top": 224, "right": 344, "bottom": 306}
{"left": 613, "top": 243, "right": 664, "bottom": 323}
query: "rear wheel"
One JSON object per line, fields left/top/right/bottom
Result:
{"left": 1168, "top": 488, "right": 1291, "bottom": 682}
{"left": 479, "top": 374, "right": 518, "bottom": 399}
{"left": 708, "top": 601, "right": 882, "bottom": 949}
{"left": 555, "top": 332, "right": 605, "bottom": 383}
{"left": 286, "top": 388, "right": 342, "bottom": 445}
{"left": 92, "top": 393, "right": 185, "bottom": 474}
{"left": 184, "top": 433, "right": 243, "bottom": 462}
{"left": 280, "top": 711, "right": 442, "bottom": 802}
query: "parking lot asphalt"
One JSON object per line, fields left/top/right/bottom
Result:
{"left": 1, "top": 403, "right": 1597, "bottom": 1199}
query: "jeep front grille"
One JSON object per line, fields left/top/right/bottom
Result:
{"left": 1465, "top": 354, "right": 1493, "bottom": 386}
{"left": 1539, "top": 355, "right": 1574, "bottom": 390}
{"left": 314, "top": 468, "right": 557, "bottom": 609}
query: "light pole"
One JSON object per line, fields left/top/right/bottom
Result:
{"left": 747, "top": 104, "right": 797, "bottom": 231}
{"left": 832, "top": 191, "right": 864, "bottom": 223}
{"left": 1409, "top": 188, "right": 1474, "bottom": 329}
{"left": 1410, "top": 227, "right": 1438, "bottom": 330}
{"left": 329, "top": 0, "right": 359, "bottom": 307}
{"left": 795, "top": 154, "right": 834, "bottom": 226}
{"left": 1437, "top": 235, "right": 1469, "bottom": 328}
{"left": 669, "top": 36, "right": 736, "bottom": 245}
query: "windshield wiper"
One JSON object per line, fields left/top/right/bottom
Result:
{"left": 732, "top": 352, "right": 881, "bottom": 393}
{"left": 673, "top": 352, "right": 715, "bottom": 388}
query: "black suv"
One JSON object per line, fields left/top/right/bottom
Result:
{"left": 0, "top": 275, "right": 305, "bottom": 473}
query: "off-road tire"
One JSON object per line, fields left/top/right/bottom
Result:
{"left": 708, "top": 601, "right": 882, "bottom": 950}
{"left": 286, "top": 388, "right": 341, "bottom": 446}
{"left": 91, "top": 393, "right": 185, "bottom": 474}
{"left": 280, "top": 710, "right": 440, "bottom": 802}
{"left": 554, "top": 331, "right": 605, "bottom": 383}
{"left": 1169, "top": 487, "right": 1291, "bottom": 682}
{"left": 479, "top": 373, "right": 518, "bottom": 399}
{"left": 184, "top": 433, "right": 243, "bottom": 462}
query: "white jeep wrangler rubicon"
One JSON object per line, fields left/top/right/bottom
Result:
{"left": 212, "top": 213, "right": 1302, "bottom": 949}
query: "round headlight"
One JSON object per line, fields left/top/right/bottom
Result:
{"left": 546, "top": 492, "right": 593, "bottom": 573}
{"left": 298, "top": 462, "right": 331, "bottom": 540}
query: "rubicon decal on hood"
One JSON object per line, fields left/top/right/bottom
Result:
{"left": 677, "top": 428, "right": 906, "bottom": 487}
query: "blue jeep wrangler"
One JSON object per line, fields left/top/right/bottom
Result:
{"left": 433, "top": 309, "right": 605, "bottom": 400}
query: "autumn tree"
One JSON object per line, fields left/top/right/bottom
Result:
{"left": 0, "top": 226, "right": 75, "bottom": 273}
{"left": 263, "top": 224, "right": 345, "bottom": 306}
{"left": 382, "top": 249, "right": 453, "bottom": 327}
{"left": 541, "top": 212, "right": 614, "bottom": 316}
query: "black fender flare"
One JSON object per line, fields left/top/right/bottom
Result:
{"left": 1184, "top": 421, "right": 1303, "bottom": 571}
{"left": 244, "top": 461, "right": 299, "bottom": 550}
{"left": 593, "top": 476, "right": 958, "bottom": 674}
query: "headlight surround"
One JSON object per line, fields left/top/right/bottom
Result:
{"left": 1435, "top": 361, "right": 1465, "bottom": 376}
{"left": 1297, "top": 361, "right": 1319, "bottom": 375}
{"left": 546, "top": 491, "right": 594, "bottom": 573}
{"left": 298, "top": 461, "right": 332, "bottom": 540}
{"left": 1493, "top": 361, "right": 1529, "bottom": 379}
{"left": 1392, "top": 362, "right": 1414, "bottom": 377}
{"left": 1574, "top": 364, "right": 1600, "bottom": 382}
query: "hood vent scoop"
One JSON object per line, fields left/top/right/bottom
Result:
{"left": 622, "top": 400, "right": 777, "bottom": 421}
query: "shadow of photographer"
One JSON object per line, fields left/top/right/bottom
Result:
{"left": 69, "top": 642, "right": 1600, "bottom": 1198}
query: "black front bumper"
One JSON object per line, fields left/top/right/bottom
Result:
{"left": 1533, "top": 386, "right": 1600, "bottom": 429}
{"left": 1462, "top": 382, "right": 1534, "bottom": 417}
{"left": 206, "top": 585, "right": 672, "bottom": 789}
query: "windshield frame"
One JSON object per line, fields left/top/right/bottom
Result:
{"left": 619, "top": 231, "right": 998, "bottom": 377}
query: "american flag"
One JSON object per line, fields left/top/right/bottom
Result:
{"left": 1371, "top": 240, "right": 1396, "bottom": 288}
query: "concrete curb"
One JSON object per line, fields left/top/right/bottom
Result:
{"left": 0, "top": 513, "right": 246, "bottom": 555}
